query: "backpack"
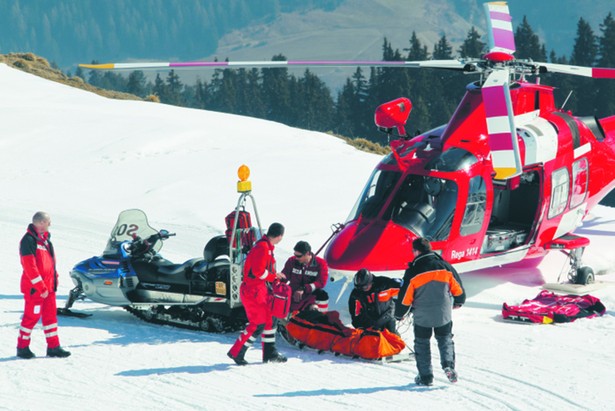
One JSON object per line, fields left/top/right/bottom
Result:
{"left": 224, "top": 209, "right": 257, "bottom": 253}
{"left": 270, "top": 281, "right": 292, "bottom": 319}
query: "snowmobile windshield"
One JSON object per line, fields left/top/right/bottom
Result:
{"left": 385, "top": 174, "right": 458, "bottom": 241}
{"left": 347, "top": 169, "right": 402, "bottom": 221}
{"left": 103, "top": 209, "right": 161, "bottom": 256}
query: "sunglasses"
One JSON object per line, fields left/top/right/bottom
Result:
{"left": 294, "top": 253, "right": 305, "bottom": 258}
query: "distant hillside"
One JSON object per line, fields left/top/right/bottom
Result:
{"left": 0, "top": 0, "right": 342, "bottom": 71}
{"left": 207, "top": 0, "right": 615, "bottom": 90}
{"left": 1, "top": 0, "right": 613, "bottom": 90}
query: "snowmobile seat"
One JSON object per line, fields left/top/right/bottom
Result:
{"left": 157, "top": 257, "right": 204, "bottom": 276}
{"left": 204, "top": 235, "right": 230, "bottom": 262}
{"left": 133, "top": 258, "right": 201, "bottom": 285}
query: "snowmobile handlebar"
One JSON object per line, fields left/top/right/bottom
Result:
{"left": 124, "top": 230, "right": 176, "bottom": 259}
{"left": 156, "top": 229, "right": 176, "bottom": 240}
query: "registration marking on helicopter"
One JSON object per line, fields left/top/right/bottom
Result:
{"left": 451, "top": 247, "right": 480, "bottom": 261}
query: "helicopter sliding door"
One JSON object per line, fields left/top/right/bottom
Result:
{"left": 482, "top": 170, "right": 541, "bottom": 254}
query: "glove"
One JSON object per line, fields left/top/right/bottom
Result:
{"left": 30, "top": 287, "right": 49, "bottom": 299}
{"left": 453, "top": 303, "right": 463, "bottom": 309}
{"left": 293, "top": 289, "right": 304, "bottom": 302}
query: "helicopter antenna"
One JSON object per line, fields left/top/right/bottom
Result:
{"left": 561, "top": 90, "right": 574, "bottom": 111}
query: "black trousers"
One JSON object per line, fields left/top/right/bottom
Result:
{"left": 413, "top": 321, "right": 455, "bottom": 378}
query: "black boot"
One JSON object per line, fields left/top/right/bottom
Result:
{"left": 263, "top": 343, "right": 287, "bottom": 363}
{"left": 227, "top": 346, "right": 248, "bottom": 366}
{"left": 47, "top": 346, "right": 71, "bottom": 358}
{"left": 17, "top": 346, "right": 36, "bottom": 359}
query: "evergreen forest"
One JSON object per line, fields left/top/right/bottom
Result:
{"left": 76, "top": 13, "right": 615, "bottom": 143}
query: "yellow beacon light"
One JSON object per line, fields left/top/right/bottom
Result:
{"left": 237, "top": 164, "right": 252, "bottom": 192}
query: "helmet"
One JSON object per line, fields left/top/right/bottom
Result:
{"left": 354, "top": 268, "right": 373, "bottom": 288}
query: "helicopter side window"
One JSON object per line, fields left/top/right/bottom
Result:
{"left": 460, "top": 176, "right": 487, "bottom": 236}
{"left": 549, "top": 167, "right": 569, "bottom": 219}
{"left": 570, "top": 158, "right": 588, "bottom": 209}
{"left": 348, "top": 169, "right": 401, "bottom": 221}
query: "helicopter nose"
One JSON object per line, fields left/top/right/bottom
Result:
{"left": 324, "top": 219, "right": 416, "bottom": 272}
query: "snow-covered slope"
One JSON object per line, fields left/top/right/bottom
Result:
{"left": 1, "top": 64, "right": 614, "bottom": 410}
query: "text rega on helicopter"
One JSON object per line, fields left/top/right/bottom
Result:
{"left": 80, "top": 2, "right": 615, "bottom": 286}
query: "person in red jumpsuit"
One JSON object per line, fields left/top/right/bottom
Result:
{"left": 227, "top": 222, "right": 287, "bottom": 365}
{"left": 17, "top": 212, "right": 71, "bottom": 359}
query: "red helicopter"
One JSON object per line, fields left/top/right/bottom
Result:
{"left": 81, "top": 2, "right": 615, "bottom": 285}
{"left": 324, "top": 2, "right": 615, "bottom": 286}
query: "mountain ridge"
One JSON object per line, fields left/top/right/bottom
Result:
{"left": 1, "top": 0, "right": 613, "bottom": 87}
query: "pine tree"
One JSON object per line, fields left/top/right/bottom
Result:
{"left": 335, "top": 78, "right": 357, "bottom": 137}
{"left": 596, "top": 12, "right": 615, "bottom": 117}
{"left": 216, "top": 68, "right": 238, "bottom": 113}
{"left": 565, "top": 18, "right": 598, "bottom": 114}
{"left": 126, "top": 70, "right": 147, "bottom": 97}
{"left": 570, "top": 18, "right": 597, "bottom": 66}
{"left": 293, "top": 69, "right": 334, "bottom": 131}
{"left": 458, "top": 27, "right": 485, "bottom": 58}
{"left": 243, "top": 68, "right": 266, "bottom": 118}
{"left": 514, "top": 16, "right": 547, "bottom": 61}
{"left": 369, "top": 37, "right": 411, "bottom": 107}
{"left": 165, "top": 70, "right": 184, "bottom": 106}
{"left": 433, "top": 35, "right": 453, "bottom": 59}
{"left": 597, "top": 12, "right": 615, "bottom": 67}
{"left": 261, "top": 54, "right": 292, "bottom": 124}
{"left": 152, "top": 74, "right": 167, "bottom": 102}
{"left": 405, "top": 32, "right": 429, "bottom": 60}
{"left": 194, "top": 78, "right": 209, "bottom": 109}
{"left": 86, "top": 60, "right": 103, "bottom": 87}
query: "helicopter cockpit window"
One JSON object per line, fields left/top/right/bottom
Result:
{"left": 386, "top": 174, "right": 458, "bottom": 241}
{"left": 460, "top": 176, "right": 487, "bottom": 236}
{"left": 348, "top": 169, "right": 401, "bottom": 221}
{"left": 425, "top": 147, "right": 477, "bottom": 172}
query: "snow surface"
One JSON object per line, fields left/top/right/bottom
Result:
{"left": 1, "top": 63, "right": 614, "bottom": 410}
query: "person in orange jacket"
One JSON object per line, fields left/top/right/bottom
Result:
{"left": 17, "top": 212, "right": 71, "bottom": 359}
{"left": 395, "top": 237, "right": 465, "bottom": 386}
{"left": 227, "top": 222, "right": 287, "bottom": 365}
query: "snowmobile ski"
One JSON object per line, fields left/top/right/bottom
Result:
{"left": 57, "top": 308, "right": 92, "bottom": 318}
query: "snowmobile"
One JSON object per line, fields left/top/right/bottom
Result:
{"left": 59, "top": 166, "right": 262, "bottom": 332}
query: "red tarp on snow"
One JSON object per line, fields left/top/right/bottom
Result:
{"left": 502, "top": 290, "right": 606, "bottom": 324}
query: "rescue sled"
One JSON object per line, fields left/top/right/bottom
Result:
{"left": 278, "top": 310, "right": 413, "bottom": 363}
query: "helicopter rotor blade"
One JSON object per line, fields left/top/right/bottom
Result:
{"left": 79, "top": 59, "right": 468, "bottom": 71}
{"left": 481, "top": 69, "right": 522, "bottom": 180}
{"left": 484, "top": 1, "right": 515, "bottom": 55}
{"left": 533, "top": 62, "right": 615, "bottom": 79}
